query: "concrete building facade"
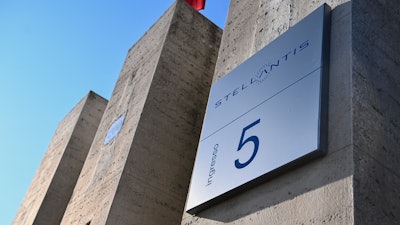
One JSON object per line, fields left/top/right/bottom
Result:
{"left": 13, "top": 91, "right": 107, "bottom": 225}
{"left": 182, "top": 0, "right": 400, "bottom": 224}
{"left": 59, "top": 1, "right": 221, "bottom": 224}
{"left": 14, "top": 0, "right": 400, "bottom": 224}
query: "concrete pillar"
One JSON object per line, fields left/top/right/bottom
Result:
{"left": 182, "top": 0, "right": 400, "bottom": 224}
{"left": 60, "top": 1, "right": 222, "bottom": 224}
{"left": 12, "top": 91, "right": 107, "bottom": 225}
{"left": 352, "top": 0, "right": 400, "bottom": 224}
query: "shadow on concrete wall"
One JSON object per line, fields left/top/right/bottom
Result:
{"left": 184, "top": 2, "right": 353, "bottom": 223}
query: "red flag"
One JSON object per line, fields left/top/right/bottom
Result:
{"left": 185, "top": 0, "right": 206, "bottom": 11}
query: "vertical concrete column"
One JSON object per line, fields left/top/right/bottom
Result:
{"left": 183, "top": 0, "right": 400, "bottom": 224}
{"left": 182, "top": 0, "right": 355, "bottom": 224}
{"left": 352, "top": 0, "right": 400, "bottom": 224}
{"left": 60, "top": 1, "right": 221, "bottom": 224}
{"left": 12, "top": 91, "right": 107, "bottom": 225}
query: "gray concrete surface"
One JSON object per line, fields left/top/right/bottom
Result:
{"left": 182, "top": 0, "right": 400, "bottom": 224}
{"left": 13, "top": 91, "right": 107, "bottom": 225}
{"left": 352, "top": 0, "right": 400, "bottom": 224}
{"left": 59, "top": 0, "right": 222, "bottom": 224}
{"left": 15, "top": 0, "right": 400, "bottom": 224}
{"left": 182, "top": 1, "right": 354, "bottom": 224}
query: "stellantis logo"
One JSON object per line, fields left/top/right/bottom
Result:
{"left": 214, "top": 40, "right": 310, "bottom": 109}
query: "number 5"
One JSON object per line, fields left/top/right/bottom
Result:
{"left": 235, "top": 119, "right": 261, "bottom": 169}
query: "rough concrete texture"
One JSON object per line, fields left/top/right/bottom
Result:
{"left": 352, "top": 0, "right": 400, "bottom": 224}
{"left": 183, "top": 0, "right": 400, "bottom": 224}
{"left": 213, "top": 0, "right": 350, "bottom": 82}
{"left": 60, "top": 1, "right": 221, "bottom": 224}
{"left": 182, "top": 0, "right": 355, "bottom": 224}
{"left": 12, "top": 91, "right": 107, "bottom": 225}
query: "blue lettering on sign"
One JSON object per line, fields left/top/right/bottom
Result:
{"left": 235, "top": 119, "right": 261, "bottom": 169}
{"left": 206, "top": 144, "right": 219, "bottom": 186}
{"left": 214, "top": 40, "right": 310, "bottom": 109}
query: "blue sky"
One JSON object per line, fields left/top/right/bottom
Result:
{"left": 0, "top": 0, "right": 229, "bottom": 224}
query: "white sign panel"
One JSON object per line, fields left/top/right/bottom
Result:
{"left": 186, "top": 4, "right": 331, "bottom": 213}
{"left": 104, "top": 114, "right": 126, "bottom": 144}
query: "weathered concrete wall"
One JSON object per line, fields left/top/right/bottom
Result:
{"left": 352, "top": 0, "right": 400, "bottom": 224}
{"left": 12, "top": 91, "right": 107, "bottom": 225}
{"left": 182, "top": 0, "right": 355, "bottom": 224}
{"left": 16, "top": 0, "right": 399, "bottom": 224}
{"left": 182, "top": 0, "right": 400, "bottom": 224}
{"left": 60, "top": 1, "right": 222, "bottom": 224}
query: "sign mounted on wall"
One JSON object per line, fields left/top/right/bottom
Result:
{"left": 185, "top": 4, "right": 331, "bottom": 214}
{"left": 104, "top": 114, "right": 126, "bottom": 145}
